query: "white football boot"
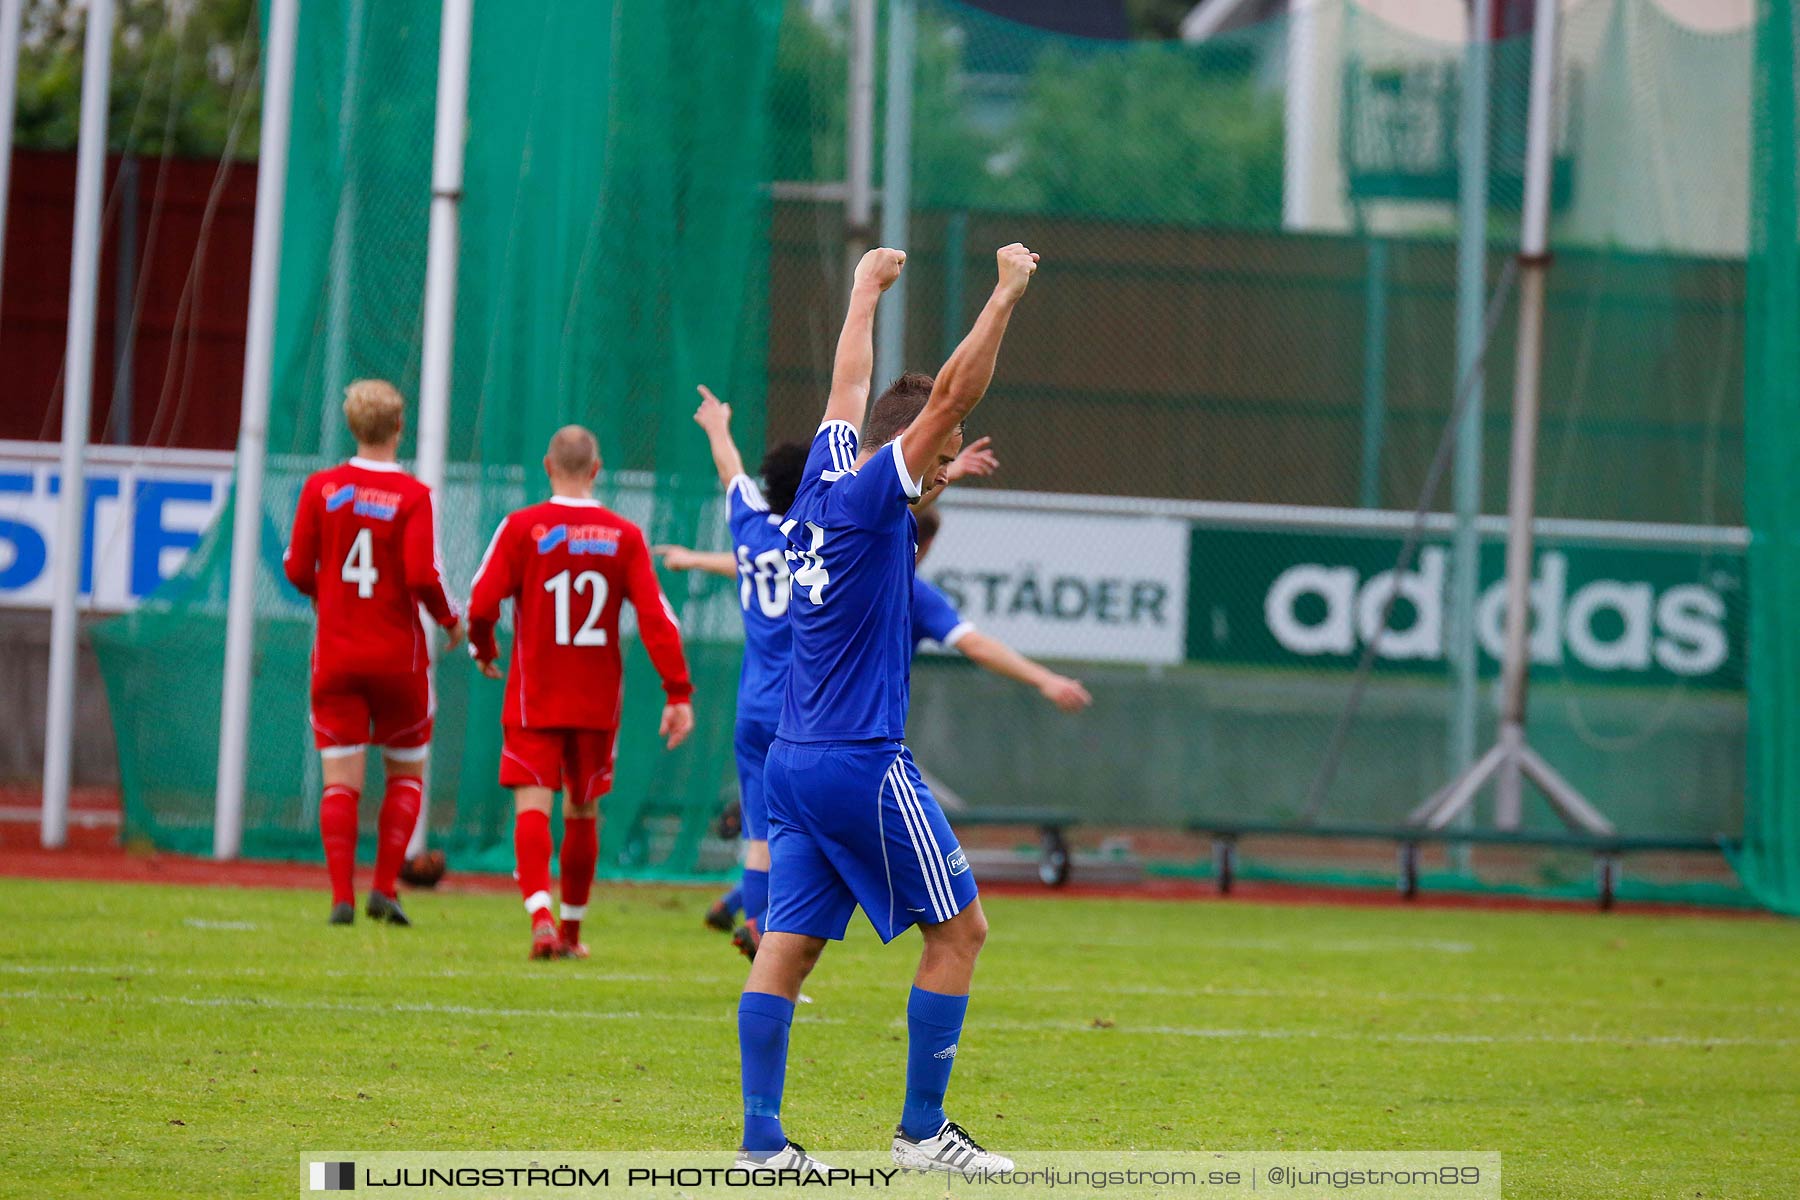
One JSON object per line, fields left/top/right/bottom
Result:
{"left": 733, "top": 1141, "right": 833, "bottom": 1173}
{"left": 892, "top": 1119, "right": 1014, "bottom": 1174}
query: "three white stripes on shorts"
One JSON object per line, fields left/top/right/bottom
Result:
{"left": 885, "top": 759, "right": 958, "bottom": 924}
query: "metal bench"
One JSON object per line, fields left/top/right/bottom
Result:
{"left": 1187, "top": 819, "right": 1736, "bottom": 910}
{"left": 952, "top": 809, "right": 1080, "bottom": 887}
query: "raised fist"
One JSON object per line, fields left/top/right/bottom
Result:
{"left": 995, "top": 243, "right": 1039, "bottom": 300}
{"left": 855, "top": 246, "right": 907, "bottom": 293}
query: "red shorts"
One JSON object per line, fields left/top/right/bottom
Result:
{"left": 500, "top": 727, "right": 617, "bottom": 804}
{"left": 310, "top": 669, "right": 433, "bottom": 753}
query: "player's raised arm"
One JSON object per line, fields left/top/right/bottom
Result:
{"left": 282, "top": 481, "right": 322, "bottom": 597}
{"left": 466, "top": 517, "right": 521, "bottom": 677}
{"left": 955, "top": 631, "right": 1092, "bottom": 714}
{"left": 900, "top": 244, "right": 1037, "bottom": 486}
{"left": 403, "top": 491, "right": 464, "bottom": 645}
{"left": 622, "top": 527, "right": 696, "bottom": 748}
{"left": 823, "top": 247, "right": 906, "bottom": 429}
{"left": 655, "top": 545, "right": 738, "bottom": 578}
{"left": 693, "top": 385, "right": 748, "bottom": 492}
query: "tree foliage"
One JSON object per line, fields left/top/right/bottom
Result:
{"left": 14, "top": 0, "right": 261, "bottom": 159}
{"left": 769, "top": 1, "right": 1284, "bottom": 229}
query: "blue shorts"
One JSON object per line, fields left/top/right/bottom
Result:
{"left": 734, "top": 714, "right": 780, "bottom": 842}
{"left": 763, "top": 738, "right": 977, "bottom": 944}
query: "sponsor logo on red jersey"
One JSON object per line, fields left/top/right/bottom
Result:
{"left": 531, "top": 523, "right": 621, "bottom": 556}
{"left": 324, "top": 481, "right": 402, "bottom": 521}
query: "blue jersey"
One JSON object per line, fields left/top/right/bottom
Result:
{"left": 912, "top": 576, "right": 973, "bottom": 651}
{"left": 726, "top": 474, "right": 794, "bottom": 724}
{"left": 777, "top": 419, "right": 923, "bottom": 743}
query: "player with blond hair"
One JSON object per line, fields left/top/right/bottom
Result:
{"left": 283, "top": 379, "right": 464, "bottom": 926}
{"left": 467, "top": 425, "right": 696, "bottom": 959}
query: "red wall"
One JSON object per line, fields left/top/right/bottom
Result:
{"left": 0, "top": 149, "right": 256, "bottom": 450}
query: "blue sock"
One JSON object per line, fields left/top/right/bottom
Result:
{"left": 743, "top": 868, "right": 769, "bottom": 931}
{"left": 901, "top": 986, "right": 969, "bottom": 1140}
{"left": 738, "top": 991, "right": 795, "bottom": 1152}
{"left": 719, "top": 883, "right": 743, "bottom": 916}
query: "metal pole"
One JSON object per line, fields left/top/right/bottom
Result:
{"left": 110, "top": 156, "right": 139, "bottom": 444}
{"left": 1449, "top": 0, "right": 1494, "bottom": 858}
{"left": 407, "top": 0, "right": 473, "bottom": 857}
{"left": 40, "top": 0, "right": 114, "bottom": 849}
{"left": 875, "top": 0, "right": 915, "bottom": 388}
{"left": 0, "top": 0, "right": 25, "bottom": 316}
{"left": 322, "top": 0, "right": 365, "bottom": 459}
{"left": 1357, "top": 236, "right": 1389, "bottom": 509}
{"left": 844, "top": 0, "right": 876, "bottom": 280}
{"left": 940, "top": 209, "right": 967, "bottom": 359}
{"left": 1282, "top": 0, "right": 1323, "bottom": 230}
{"left": 1411, "top": 0, "right": 1610, "bottom": 838}
{"left": 214, "top": 0, "right": 300, "bottom": 860}
{"left": 1492, "top": 0, "right": 1558, "bottom": 827}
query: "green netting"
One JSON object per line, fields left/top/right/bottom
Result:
{"left": 1741, "top": 0, "right": 1800, "bottom": 916}
{"left": 95, "top": 0, "right": 783, "bottom": 878}
{"left": 91, "top": 0, "right": 1787, "bottom": 906}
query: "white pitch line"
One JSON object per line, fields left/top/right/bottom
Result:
{"left": 4, "top": 989, "right": 1788, "bottom": 1049}
{"left": 0, "top": 988, "right": 842, "bottom": 1027}
{"left": 1051, "top": 1022, "right": 1798, "bottom": 1050}
{"left": 3, "top": 964, "right": 1793, "bottom": 1018}
{"left": 0, "top": 964, "right": 736, "bottom": 987}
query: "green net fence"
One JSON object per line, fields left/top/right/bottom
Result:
{"left": 92, "top": 0, "right": 1788, "bottom": 906}
{"left": 95, "top": 0, "right": 783, "bottom": 877}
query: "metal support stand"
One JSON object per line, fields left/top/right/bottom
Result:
{"left": 1411, "top": 0, "right": 1613, "bottom": 840}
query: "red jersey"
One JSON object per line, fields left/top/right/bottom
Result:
{"left": 283, "top": 458, "right": 459, "bottom": 677}
{"left": 468, "top": 496, "right": 692, "bottom": 730}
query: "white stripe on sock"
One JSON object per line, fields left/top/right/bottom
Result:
{"left": 560, "top": 903, "right": 587, "bottom": 921}
{"left": 523, "top": 890, "right": 553, "bottom": 915}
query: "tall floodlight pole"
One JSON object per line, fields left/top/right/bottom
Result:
{"left": 845, "top": 0, "right": 876, "bottom": 280}
{"left": 214, "top": 0, "right": 300, "bottom": 860}
{"left": 40, "top": 0, "right": 115, "bottom": 849}
{"left": 1412, "top": 0, "right": 1612, "bottom": 837}
{"left": 407, "top": 0, "right": 473, "bottom": 857}
{"left": 1448, "top": 0, "right": 1494, "bottom": 850}
{"left": 875, "top": 0, "right": 915, "bottom": 388}
{"left": 0, "top": 0, "right": 25, "bottom": 314}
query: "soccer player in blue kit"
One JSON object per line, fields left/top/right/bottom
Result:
{"left": 733, "top": 242, "right": 1038, "bottom": 1174}
{"left": 667, "top": 385, "right": 808, "bottom": 960}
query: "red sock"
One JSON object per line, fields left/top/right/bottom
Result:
{"left": 515, "top": 809, "right": 555, "bottom": 927}
{"left": 320, "top": 784, "right": 360, "bottom": 906}
{"left": 559, "top": 816, "right": 599, "bottom": 946}
{"left": 372, "top": 776, "right": 423, "bottom": 898}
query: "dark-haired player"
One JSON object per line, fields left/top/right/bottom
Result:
{"left": 655, "top": 386, "right": 808, "bottom": 960}
{"left": 662, "top": 416, "right": 1005, "bottom": 953}
{"left": 467, "top": 425, "right": 695, "bottom": 959}
{"left": 733, "top": 243, "right": 1036, "bottom": 1175}
{"left": 283, "top": 379, "right": 464, "bottom": 927}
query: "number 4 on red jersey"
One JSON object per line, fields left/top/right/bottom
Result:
{"left": 283, "top": 458, "right": 460, "bottom": 677}
{"left": 466, "top": 496, "right": 693, "bottom": 730}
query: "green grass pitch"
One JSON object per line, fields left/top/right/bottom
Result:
{"left": 1, "top": 877, "right": 1796, "bottom": 1198}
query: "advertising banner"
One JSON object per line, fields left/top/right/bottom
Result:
{"left": 0, "top": 442, "right": 233, "bottom": 612}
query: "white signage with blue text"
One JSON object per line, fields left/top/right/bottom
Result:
{"left": 0, "top": 441, "right": 233, "bottom": 612}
